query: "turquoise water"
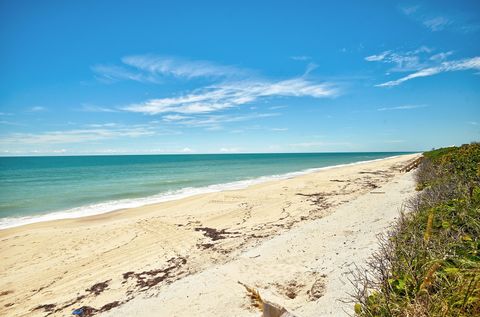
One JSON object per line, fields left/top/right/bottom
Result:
{"left": 0, "top": 152, "right": 410, "bottom": 228}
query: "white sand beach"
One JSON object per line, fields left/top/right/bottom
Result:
{"left": 0, "top": 154, "right": 419, "bottom": 317}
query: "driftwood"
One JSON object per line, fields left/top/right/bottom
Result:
{"left": 262, "top": 300, "right": 297, "bottom": 317}
{"left": 238, "top": 281, "right": 298, "bottom": 317}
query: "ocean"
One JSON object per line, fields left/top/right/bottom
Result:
{"left": 0, "top": 152, "right": 411, "bottom": 229}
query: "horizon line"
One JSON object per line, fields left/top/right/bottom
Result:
{"left": 0, "top": 150, "right": 423, "bottom": 158}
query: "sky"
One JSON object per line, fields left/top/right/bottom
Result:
{"left": 0, "top": 0, "right": 479, "bottom": 155}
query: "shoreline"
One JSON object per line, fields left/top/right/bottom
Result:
{"left": 0, "top": 153, "right": 417, "bottom": 230}
{"left": 0, "top": 153, "right": 420, "bottom": 317}
{"left": 106, "top": 161, "right": 419, "bottom": 317}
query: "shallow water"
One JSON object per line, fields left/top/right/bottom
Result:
{"left": 0, "top": 152, "right": 411, "bottom": 228}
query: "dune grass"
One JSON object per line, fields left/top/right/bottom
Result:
{"left": 351, "top": 142, "right": 480, "bottom": 316}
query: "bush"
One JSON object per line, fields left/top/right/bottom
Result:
{"left": 351, "top": 142, "right": 480, "bottom": 317}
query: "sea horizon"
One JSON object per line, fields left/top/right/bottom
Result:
{"left": 0, "top": 152, "right": 413, "bottom": 229}
{"left": 0, "top": 150, "right": 422, "bottom": 158}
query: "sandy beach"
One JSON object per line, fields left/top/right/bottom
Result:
{"left": 0, "top": 154, "right": 419, "bottom": 317}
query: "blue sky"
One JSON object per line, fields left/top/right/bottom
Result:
{"left": 0, "top": 0, "right": 479, "bottom": 155}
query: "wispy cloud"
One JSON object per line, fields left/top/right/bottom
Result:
{"left": 268, "top": 105, "right": 287, "bottom": 110}
{"left": 219, "top": 147, "right": 240, "bottom": 153}
{"left": 423, "top": 16, "right": 451, "bottom": 31}
{"left": 429, "top": 51, "right": 454, "bottom": 62}
{"left": 123, "top": 55, "right": 250, "bottom": 79}
{"left": 162, "top": 112, "right": 279, "bottom": 130}
{"left": 91, "top": 64, "right": 159, "bottom": 83}
{"left": 377, "top": 104, "right": 428, "bottom": 111}
{"left": 27, "top": 106, "right": 47, "bottom": 112}
{"left": 365, "top": 51, "right": 392, "bottom": 62}
{"left": 123, "top": 78, "right": 337, "bottom": 115}
{"left": 365, "top": 46, "right": 433, "bottom": 72}
{"left": 181, "top": 147, "right": 194, "bottom": 153}
{"left": 400, "top": 4, "right": 479, "bottom": 33}
{"left": 92, "top": 55, "right": 336, "bottom": 121}
{"left": 303, "top": 62, "right": 318, "bottom": 76}
{"left": 0, "top": 125, "right": 158, "bottom": 145}
{"left": 376, "top": 56, "right": 480, "bottom": 87}
{"left": 93, "top": 55, "right": 250, "bottom": 83}
{"left": 401, "top": 5, "right": 420, "bottom": 16}
{"left": 291, "top": 56, "right": 311, "bottom": 61}
{"left": 80, "top": 104, "right": 119, "bottom": 113}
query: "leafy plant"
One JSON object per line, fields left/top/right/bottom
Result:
{"left": 350, "top": 142, "right": 480, "bottom": 316}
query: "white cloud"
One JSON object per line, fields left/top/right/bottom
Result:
{"left": 0, "top": 125, "right": 156, "bottom": 145}
{"left": 93, "top": 55, "right": 250, "bottom": 83}
{"left": 123, "top": 55, "right": 250, "bottom": 79}
{"left": 377, "top": 104, "right": 428, "bottom": 111}
{"left": 365, "top": 47, "right": 434, "bottom": 72}
{"left": 303, "top": 62, "right": 318, "bottom": 75}
{"left": 219, "top": 147, "right": 240, "bottom": 153}
{"left": 291, "top": 56, "right": 311, "bottom": 61}
{"left": 401, "top": 5, "right": 420, "bottom": 16}
{"left": 28, "top": 106, "right": 47, "bottom": 112}
{"left": 80, "top": 104, "right": 119, "bottom": 113}
{"left": 91, "top": 64, "right": 159, "bottom": 83}
{"left": 162, "top": 114, "right": 190, "bottom": 122}
{"left": 123, "top": 78, "right": 337, "bottom": 115}
{"left": 86, "top": 123, "right": 119, "bottom": 128}
{"left": 162, "top": 112, "right": 279, "bottom": 130}
{"left": 400, "top": 4, "right": 478, "bottom": 34}
{"left": 92, "top": 55, "right": 337, "bottom": 121}
{"left": 269, "top": 105, "right": 287, "bottom": 110}
{"left": 271, "top": 128, "right": 288, "bottom": 132}
{"left": 423, "top": 16, "right": 451, "bottom": 31}
{"left": 430, "top": 51, "right": 454, "bottom": 62}
{"left": 376, "top": 56, "right": 480, "bottom": 87}
{"left": 365, "top": 51, "right": 392, "bottom": 62}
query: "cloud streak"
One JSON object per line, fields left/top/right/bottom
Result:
{"left": 400, "top": 4, "right": 479, "bottom": 33}
{"left": 365, "top": 46, "right": 433, "bottom": 72}
{"left": 122, "top": 55, "right": 250, "bottom": 79}
{"left": 423, "top": 16, "right": 451, "bottom": 31}
{"left": 0, "top": 125, "right": 158, "bottom": 145}
{"left": 123, "top": 78, "right": 337, "bottom": 115}
{"left": 28, "top": 106, "right": 47, "bottom": 112}
{"left": 162, "top": 112, "right": 279, "bottom": 130}
{"left": 93, "top": 55, "right": 250, "bottom": 83}
{"left": 91, "top": 64, "right": 159, "bottom": 83}
{"left": 80, "top": 104, "right": 119, "bottom": 113}
{"left": 377, "top": 104, "right": 428, "bottom": 111}
{"left": 376, "top": 57, "right": 480, "bottom": 87}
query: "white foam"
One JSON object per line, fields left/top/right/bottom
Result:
{"left": 0, "top": 154, "right": 409, "bottom": 230}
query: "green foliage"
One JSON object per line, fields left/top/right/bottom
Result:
{"left": 423, "top": 146, "right": 457, "bottom": 161}
{"left": 353, "top": 142, "right": 480, "bottom": 317}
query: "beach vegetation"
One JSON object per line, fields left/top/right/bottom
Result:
{"left": 350, "top": 142, "right": 480, "bottom": 316}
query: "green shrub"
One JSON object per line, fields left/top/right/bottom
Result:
{"left": 351, "top": 142, "right": 480, "bottom": 317}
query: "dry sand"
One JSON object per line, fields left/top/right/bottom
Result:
{"left": 0, "top": 154, "right": 419, "bottom": 317}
